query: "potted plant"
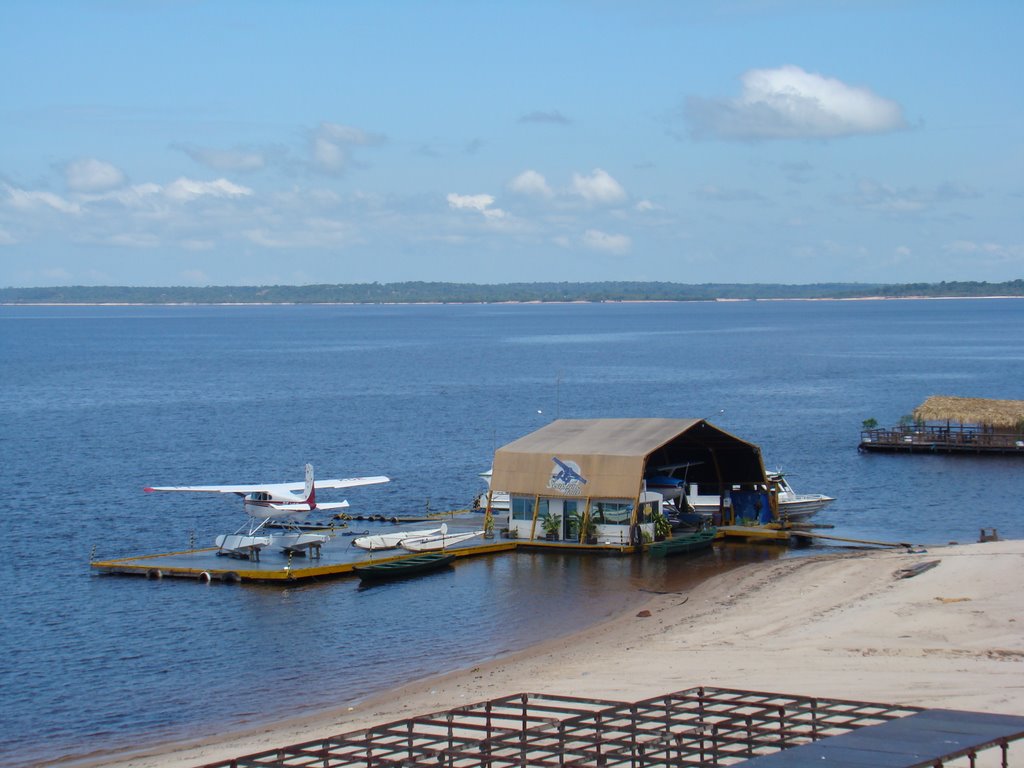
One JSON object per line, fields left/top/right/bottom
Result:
{"left": 568, "top": 510, "right": 598, "bottom": 544}
{"left": 540, "top": 510, "right": 561, "bottom": 541}
{"left": 652, "top": 510, "right": 671, "bottom": 541}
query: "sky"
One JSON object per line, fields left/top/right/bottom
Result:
{"left": 1, "top": 0, "right": 1021, "bottom": 287}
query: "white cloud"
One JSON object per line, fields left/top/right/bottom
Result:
{"left": 447, "top": 192, "right": 507, "bottom": 219}
{"left": 686, "top": 65, "right": 906, "bottom": 140}
{"left": 312, "top": 122, "right": 385, "bottom": 174}
{"left": 634, "top": 199, "right": 661, "bottom": 212}
{"left": 0, "top": 227, "right": 16, "bottom": 245}
{"left": 65, "top": 158, "right": 126, "bottom": 192}
{"left": 509, "top": 170, "right": 553, "bottom": 199}
{"left": 5, "top": 185, "right": 81, "bottom": 214}
{"left": 164, "top": 177, "right": 253, "bottom": 202}
{"left": 582, "top": 228, "right": 631, "bottom": 253}
{"left": 571, "top": 169, "right": 627, "bottom": 204}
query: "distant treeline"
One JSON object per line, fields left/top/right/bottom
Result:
{"left": 2, "top": 280, "right": 1023, "bottom": 304}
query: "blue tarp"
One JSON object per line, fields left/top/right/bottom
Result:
{"left": 731, "top": 491, "right": 772, "bottom": 524}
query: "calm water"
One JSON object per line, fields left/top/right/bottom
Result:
{"left": 1, "top": 299, "right": 1022, "bottom": 767}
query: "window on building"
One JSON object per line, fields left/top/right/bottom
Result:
{"left": 511, "top": 496, "right": 535, "bottom": 521}
{"left": 639, "top": 501, "right": 656, "bottom": 524}
{"left": 589, "top": 500, "right": 633, "bottom": 526}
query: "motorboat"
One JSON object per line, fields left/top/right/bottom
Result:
{"left": 473, "top": 469, "right": 510, "bottom": 512}
{"left": 352, "top": 524, "right": 447, "bottom": 551}
{"left": 768, "top": 472, "right": 835, "bottom": 518}
{"left": 687, "top": 472, "right": 834, "bottom": 520}
{"left": 400, "top": 529, "right": 484, "bottom": 552}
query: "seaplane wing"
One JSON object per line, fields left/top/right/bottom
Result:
{"left": 309, "top": 501, "right": 350, "bottom": 511}
{"left": 144, "top": 482, "right": 273, "bottom": 496}
{"left": 311, "top": 476, "right": 391, "bottom": 490}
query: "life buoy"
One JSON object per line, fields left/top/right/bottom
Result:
{"left": 198, "top": 571, "right": 211, "bottom": 583}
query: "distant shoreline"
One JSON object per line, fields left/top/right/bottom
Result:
{"left": 3, "top": 279, "right": 1022, "bottom": 306}
{"left": 4, "top": 295, "right": 1024, "bottom": 307}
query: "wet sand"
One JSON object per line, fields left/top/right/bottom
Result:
{"left": 80, "top": 540, "right": 1024, "bottom": 768}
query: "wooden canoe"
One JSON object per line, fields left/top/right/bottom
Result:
{"left": 353, "top": 552, "right": 456, "bottom": 581}
{"left": 647, "top": 528, "right": 717, "bottom": 558}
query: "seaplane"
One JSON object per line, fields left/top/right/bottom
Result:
{"left": 145, "top": 464, "right": 390, "bottom": 559}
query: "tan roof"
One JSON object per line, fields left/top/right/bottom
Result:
{"left": 491, "top": 418, "right": 761, "bottom": 499}
{"left": 913, "top": 396, "right": 1024, "bottom": 429}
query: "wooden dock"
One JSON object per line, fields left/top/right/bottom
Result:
{"left": 859, "top": 425, "right": 1024, "bottom": 455}
{"left": 90, "top": 534, "right": 516, "bottom": 583}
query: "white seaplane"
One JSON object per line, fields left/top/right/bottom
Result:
{"left": 145, "top": 463, "right": 390, "bottom": 559}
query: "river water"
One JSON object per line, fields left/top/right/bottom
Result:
{"left": 1, "top": 299, "right": 1022, "bottom": 766}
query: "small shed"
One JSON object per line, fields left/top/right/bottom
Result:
{"left": 487, "top": 418, "right": 767, "bottom": 546}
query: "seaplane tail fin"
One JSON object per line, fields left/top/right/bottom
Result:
{"left": 304, "top": 463, "right": 316, "bottom": 507}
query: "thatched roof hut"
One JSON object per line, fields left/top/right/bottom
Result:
{"left": 913, "top": 396, "right": 1024, "bottom": 430}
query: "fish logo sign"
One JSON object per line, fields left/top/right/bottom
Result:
{"left": 548, "top": 457, "right": 587, "bottom": 495}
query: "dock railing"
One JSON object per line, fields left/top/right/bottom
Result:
{"left": 859, "top": 424, "right": 1024, "bottom": 454}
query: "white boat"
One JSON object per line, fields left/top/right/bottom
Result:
{"left": 352, "top": 524, "right": 447, "bottom": 551}
{"left": 768, "top": 472, "right": 835, "bottom": 518}
{"left": 215, "top": 533, "right": 273, "bottom": 557}
{"left": 474, "top": 469, "right": 509, "bottom": 512}
{"left": 401, "top": 529, "right": 484, "bottom": 552}
{"left": 687, "top": 472, "right": 834, "bottom": 520}
{"left": 268, "top": 531, "right": 329, "bottom": 554}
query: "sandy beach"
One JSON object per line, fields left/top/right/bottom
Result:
{"left": 86, "top": 539, "right": 1024, "bottom": 768}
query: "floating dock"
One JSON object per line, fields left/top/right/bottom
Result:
{"left": 90, "top": 525, "right": 516, "bottom": 583}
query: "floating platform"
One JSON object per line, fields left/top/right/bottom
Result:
{"left": 860, "top": 426, "right": 1024, "bottom": 456}
{"left": 90, "top": 523, "right": 515, "bottom": 583}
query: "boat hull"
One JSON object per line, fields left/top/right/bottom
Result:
{"left": 354, "top": 553, "right": 455, "bottom": 581}
{"left": 352, "top": 525, "right": 446, "bottom": 551}
{"left": 648, "top": 528, "right": 717, "bottom": 558}
{"left": 689, "top": 495, "right": 834, "bottom": 520}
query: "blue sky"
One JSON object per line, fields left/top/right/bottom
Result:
{"left": 1, "top": 0, "right": 1021, "bottom": 287}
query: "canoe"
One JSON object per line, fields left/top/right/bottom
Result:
{"left": 647, "top": 527, "right": 717, "bottom": 558}
{"left": 353, "top": 552, "right": 456, "bottom": 581}
{"left": 352, "top": 524, "right": 447, "bottom": 551}
{"left": 400, "top": 530, "right": 484, "bottom": 552}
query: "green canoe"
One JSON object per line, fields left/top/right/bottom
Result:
{"left": 647, "top": 527, "right": 718, "bottom": 558}
{"left": 354, "top": 552, "right": 456, "bottom": 581}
